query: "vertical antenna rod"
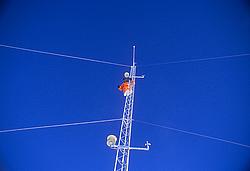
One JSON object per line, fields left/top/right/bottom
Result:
{"left": 107, "top": 46, "right": 150, "bottom": 171}
{"left": 132, "top": 45, "right": 136, "bottom": 67}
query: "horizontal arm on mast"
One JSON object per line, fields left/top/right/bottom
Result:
{"left": 132, "top": 75, "right": 145, "bottom": 79}
{"left": 110, "top": 141, "right": 151, "bottom": 151}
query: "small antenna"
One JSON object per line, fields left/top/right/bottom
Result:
{"left": 132, "top": 45, "right": 136, "bottom": 67}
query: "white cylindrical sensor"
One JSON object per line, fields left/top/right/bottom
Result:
{"left": 107, "top": 135, "right": 117, "bottom": 147}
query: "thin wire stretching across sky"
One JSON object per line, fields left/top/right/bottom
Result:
{"left": 139, "top": 53, "right": 250, "bottom": 67}
{"left": 134, "top": 120, "right": 250, "bottom": 149}
{"left": 0, "top": 118, "right": 122, "bottom": 133}
{"left": 0, "top": 44, "right": 130, "bottom": 67}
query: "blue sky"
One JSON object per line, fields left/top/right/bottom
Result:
{"left": 0, "top": 0, "right": 250, "bottom": 170}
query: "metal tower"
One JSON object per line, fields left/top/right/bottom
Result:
{"left": 107, "top": 46, "right": 151, "bottom": 171}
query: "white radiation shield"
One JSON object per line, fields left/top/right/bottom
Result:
{"left": 107, "top": 135, "right": 117, "bottom": 147}
{"left": 124, "top": 72, "right": 130, "bottom": 78}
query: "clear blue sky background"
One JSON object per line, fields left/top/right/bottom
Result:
{"left": 0, "top": 0, "right": 250, "bottom": 170}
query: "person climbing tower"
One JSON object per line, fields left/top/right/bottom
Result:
{"left": 118, "top": 72, "right": 134, "bottom": 96}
